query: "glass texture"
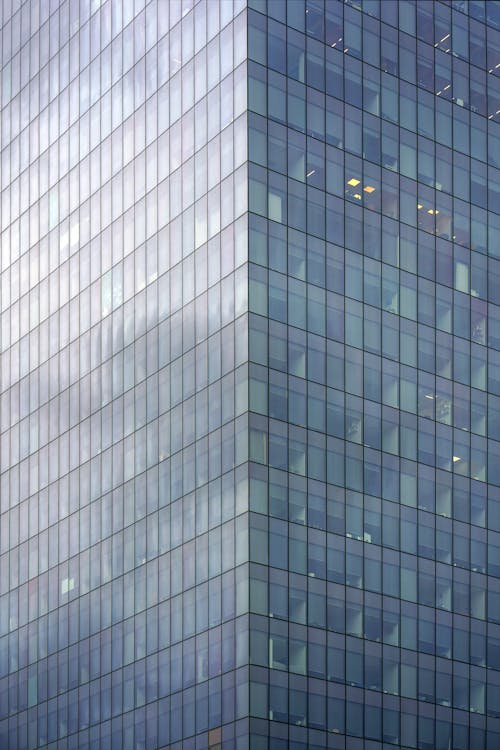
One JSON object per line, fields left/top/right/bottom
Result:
{"left": 2, "top": 0, "right": 500, "bottom": 747}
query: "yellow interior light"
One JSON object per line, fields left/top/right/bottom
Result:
{"left": 453, "top": 456, "right": 461, "bottom": 463}
{"left": 417, "top": 204, "right": 423, "bottom": 209}
{"left": 353, "top": 193, "right": 362, "bottom": 200}
{"left": 363, "top": 185, "right": 376, "bottom": 193}
{"left": 347, "top": 178, "right": 360, "bottom": 187}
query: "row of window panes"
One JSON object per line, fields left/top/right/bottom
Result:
{"left": 0, "top": 157, "right": 247, "bottom": 308}
{"left": 1, "top": 461, "right": 249, "bottom": 582}
{"left": 0, "top": 8, "right": 247, "bottom": 166}
{"left": 247, "top": 163, "right": 499, "bottom": 261}
{"left": 0, "top": 168, "right": 248, "bottom": 357}
{"left": 1, "top": 521, "right": 249, "bottom": 629}
{"left": 249, "top": 365, "right": 490, "bottom": 450}
{"left": 2, "top": 21, "right": 246, "bottom": 198}
{"left": 247, "top": 406, "right": 494, "bottom": 485}
{"left": 249, "top": 666, "right": 497, "bottom": 733}
{"left": 251, "top": 0, "right": 500, "bottom": 66}
{"left": 1, "top": 175, "right": 246, "bottom": 319}
{"left": 251, "top": 627, "right": 492, "bottom": 712}
{"left": 249, "top": 307, "right": 490, "bottom": 393}
{"left": 0, "top": 253, "right": 247, "bottom": 419}
{"left": 1, "top": 456, "right": 246, "bottom": 551}
{"left": 248, "top": 562, "right": 494, "bottom": 633}
{"left": 249, "top": 507, "right": 496, "bottom": 587}
{"left": 249, "top": 573, "right": 492, "bottom": 659}
{"left": 0, "top": 619, "right": 246, "bottom": 708}
{"left": 247, "top": 8, "right": 500, "bottom": 122}
{"left": 1, "top": 0, "right": 245, "bottom": 101}
{"left": 249, "top": 266, "right": 494, "bottom": 351}
{"left": 0, "top": 66, "right": 247, "bottom": 239}
{"left": 248, "top": 61, "right": 500, "bottom": 167}
{"left": 0, "top": 270, "right": 246, "bottom": 409}
{"left": 248, "top": 217, "right": 493, "bottom": 313}
{"left": 0, "top": 330, "right": 248, "bottom": 481}
{"left": 0, "top": 667, "right": 246, "bottom": 746}
{"left": 0, "top": 408, "right": 250, "bottom": 519}
{"left": 248, "top": 113, "right": 498, "bottom": 214}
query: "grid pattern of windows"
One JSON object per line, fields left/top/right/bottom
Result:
{"left": 0, "top": 1, "right": 249, "bottom": 748}
{"left": 2, "top": 0, "right": 500, "bottom": 748}
{"left": 246, "top": 0, "right": 500, "bottom": 748}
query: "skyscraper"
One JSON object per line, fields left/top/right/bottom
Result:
{"left": 0, "top": 1, "right": 248, "bottom": 747}
{"left": 1, "top": 0, "right": 500, "bottom": 748}
{"left": 246, "top": 1, "right": 500, "bottom": 747}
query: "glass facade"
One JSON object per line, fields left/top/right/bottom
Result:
{"left": 0, "top": 1, "right": 249, "bottom": 748}
{"left": 246, "top": 0, "right": 500, "bottom": 748}
{"left": 2, "top": 0, "right": 500, "bottom": 748}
